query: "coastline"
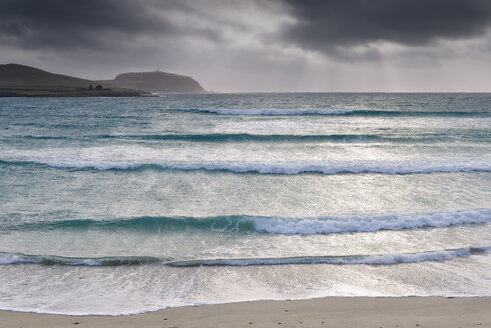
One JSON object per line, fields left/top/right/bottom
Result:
{"left": 0, "top": 88, "right": 143, "bottom": 97}
{"left": 1, "top": 296, "right": 490, "bottom": 328}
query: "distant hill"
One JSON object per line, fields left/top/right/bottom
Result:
{"left": 104, "top": 71, "right": 206, "bottom": 93}
{"left": 0, "top": 63, "right": 93, "bottom": 88}
{"left": 0, "top": 63, "right": 207, "bottom": 95}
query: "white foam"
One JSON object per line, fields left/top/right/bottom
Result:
{"left": 170, "top": 247, "right": 491, "bottom": 267}
{"left": 19, "top": 160, "right": 491, "bottom": 175}
{"left": 167, "top": 160, "right": 491, "bottom": 174}
{"left": 2, "top": 146, "right": 490, "bottom": 175}
{"left": 252, "top": 209, "right": 491, "bottom": 235}
{"left": 0, "top": 253, "right": 24, "bottom": 265}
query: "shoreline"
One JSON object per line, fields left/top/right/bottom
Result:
{"left": 1, "top": 296, "right": 490, "bottom": 328}
{"left": 0, "top": 87, "right": 143, "bottom": 97}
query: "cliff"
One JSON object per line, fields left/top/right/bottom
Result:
{"left": 104, "top": 71, "right": 206, "bottom": 93}
{"left": 0, "top": 64, "right": 207, "bottom": 96}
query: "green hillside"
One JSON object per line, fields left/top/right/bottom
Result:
{"left": 0, "top": 63, "right": 207, "bottom": 96}
{"left": 0, "top": 63, "right": 94, "bottom": 88}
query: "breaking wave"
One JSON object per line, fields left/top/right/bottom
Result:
{"left": 7, "top": 132, "right": 489, "bottom": 143}
{"left": 1, "top": 159, "right": 490, "bottom": 175}
{"left": 6, "top": 209, "right": 490, "bottom": 235}
{"left": 1, "top": 246, "right": 489, "bottom": 267}
{"left": 176, "top": 108, "right": 489, "bottom": 117}
{"left": 169, "top": 246, "right": 491, "bottom": 267}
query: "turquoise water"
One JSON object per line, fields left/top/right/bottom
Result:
{"left": 0, "top": 93, "right": 490, "bottom": 314}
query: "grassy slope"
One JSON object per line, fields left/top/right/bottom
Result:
{"left": 0, "top": 64, "right": 94, "bottom": 88}
{"left": 0, "top": 63, "right": 205, "bottom": 96}
{"left": 0, "top": 64, "right": 142, "bottom": 96}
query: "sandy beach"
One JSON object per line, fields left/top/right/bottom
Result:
{"left": 1, "top": 297, "right": 490, "bottom": 328}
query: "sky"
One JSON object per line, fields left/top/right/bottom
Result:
{"left": 1, "top": 0, "right": 491, "bottom": 92}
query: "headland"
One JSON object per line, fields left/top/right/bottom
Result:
{"left": 0, "top": 63, "right": 206, "bottom": 96}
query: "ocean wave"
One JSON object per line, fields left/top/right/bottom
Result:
{"left": 179, "top": 108, "right": 354, "bottom": 115}
{"left": 6, "top": 209, "right": 490, "bottom": 235}
{"left": 8, "top": 215, "right": 255, "bottom": 233}
{"left": 8, "top": 133, "right": 488, "bottom": 143}
{"left": 1, "top": 246, "right": 489, "bottom": 267}
{"left": 1, "top": 159, "right": 490, "bottom": 174}
{"left": 0, "top": 253, "right": 161, "bottom": 266}
{"left": 177, "top": 108, "right": 488, "bottom": 117}
{"left": 252, "top": 209, "right": 491, "bottom": 235}
{"left": 168, "top": 246, "right": 491, "bottom": 267}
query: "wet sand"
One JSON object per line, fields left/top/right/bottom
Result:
{"left": 1, "top": 297, "right": 490, "bottom": 328}
{"left": 0, "top": 297, "right": 491, "bottom": 328}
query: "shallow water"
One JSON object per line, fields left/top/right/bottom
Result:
{"left": 0, "top": 93, "right": 490, "bottom": 314}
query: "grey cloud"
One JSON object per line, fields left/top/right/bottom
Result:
{"left": 1, "top": 0, "right": 490, "bottom": 91}
{"left": 0, "top": 0, "right": 203, "bottom": 51}
{"left": 281, "top": 0, "right": 491, "bottom": 54}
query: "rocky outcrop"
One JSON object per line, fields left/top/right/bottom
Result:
{"left": 0, "top": 63, "right": 207, "bottom": 94}
{"left": 105, "top": 71, "right": 206, "bottom": 93}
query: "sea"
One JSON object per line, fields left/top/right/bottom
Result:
{"left": 0, "top": 93, "right": 490, "bottom": 315}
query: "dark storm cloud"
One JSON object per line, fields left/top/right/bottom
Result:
{"left": 0, "top": 0, "right": 194, "bottom": 50}
{"left": 1, "top": 0, "right": 490, "bottom": 91}
{"left": 2, "top": 0, "right": 491, "bottom": 56}
{"left": 282, "top": 0, "right": 491, "bottom": 53}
